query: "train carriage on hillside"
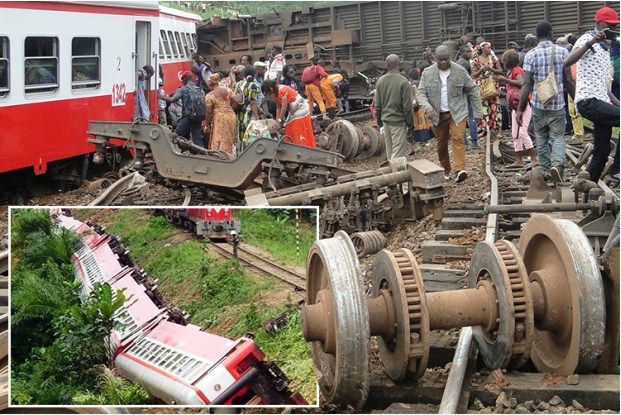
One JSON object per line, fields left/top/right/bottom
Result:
{"left": 0, "top": 1, "right": 200, "bottom": 202}
{"left": 57, "top": 211, "right": 307, "bottom": 406}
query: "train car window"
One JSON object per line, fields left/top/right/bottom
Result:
{"left": 191, "top": 33, "right": 197, "bottom": 51}
{"left": 158, "top": 37, "right": 164, "bottom": 60}
{"left": 180, "top": 33, "right": 190, "bottom": 57}
{"left": 160, "top": 30, "right": 172, "bottom": 61}
{"left": 71, "top": 37, "right": 100, "bottom": 90}
{"left": 174, "top": 32, "right": 185, "bottom": 58}
{"left": 168, "top": 30, "right": 178, "bottom": 59}
{"left": 24, "top": 36, "right": 58, "bottom": 93}
{"left": 0, "top": 37, "right": 8, "bottom": 96}
{"left": 185, "top": 33, "right": 193, "bottom": 55}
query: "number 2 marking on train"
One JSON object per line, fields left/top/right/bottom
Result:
{"left": 116, "top": 57, "right": 121, "bottom": 71}
{"left": 112, "top": 83, "right": 126, "bottom": 106}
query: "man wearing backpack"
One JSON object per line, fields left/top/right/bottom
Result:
{"left": 165, "top": 71, "right": 206, "bottom": 147}
{"left": 302, "top": 58, "right": 329, "bottom": 120}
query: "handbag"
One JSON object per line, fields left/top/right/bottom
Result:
{"left": 479, "top": 56, "right": 498, "bottom": 101}
{"left": 506, "top": 69, "right": 522, "bottom": 110}
{"left": 535, "top": 45, "right": 559, "bottom": 106}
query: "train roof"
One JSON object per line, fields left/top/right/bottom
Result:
{"left": 59, "top": 0, "right": 160, "bottom": 10}
{"left": 159, "top": 4, "right": 203, "bottom": 21}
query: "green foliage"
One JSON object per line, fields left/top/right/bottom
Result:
{"left": 11, "top": 208, "right": 53, "bottom": 249}
{"left": 161, "top": 1, "right": 338, "bottom": 19}
{"left": 72, "top": 367, "right": 150, "bottom": 405}
{"left": 21, "top": 227, "right": 79, "bottom": 268}
{"left": 148, "top": 239, "right": 207, "bottom": 285}
{"left": 11, "top": 209, "right": 150, "bottom": 405}
{"left": 236, "top": 209, "right": 316, "bottom": 268}
{"left": 12, "top": 283, "right": 139, "bottom": 405}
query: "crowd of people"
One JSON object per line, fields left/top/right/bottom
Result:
{"left": 153, "top": 45, "right": 351, "bottom": 155}
{"left": 374, "top": 6, "right": 619, "bottom": 185}
{"left": 148, "top": 6, "right": 619, "bottom": 186}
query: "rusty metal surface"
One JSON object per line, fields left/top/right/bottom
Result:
{"left": 599, "top": 248, "right": 619, "bottom": 374}
{"left": 350, "top": 230, "right": 387, "bottom": 257}
{"left": 302, "top": 231, "right": 370, "bottom": 409}
{"left": 371, "top": 248, "right": 429, "bottom": 381}
{"left": 87, "top": 121, "right": 346, "bottom": 191}
{"left": 519, "top": 214, "right": 605, "bottom": 375}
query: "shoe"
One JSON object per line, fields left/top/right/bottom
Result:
{"left": 455, "top": 170, "right": 467, "bottom": 183}
{"left": 550, "top": 166, "right": 563, "bottom": 183}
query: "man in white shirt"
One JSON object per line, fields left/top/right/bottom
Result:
{"left": 418, "top": 46, "right": 482, "bottom": 183}
{"left": 564, "top": 6, "right": 620, "bottom": 182}
{"left": 267, "top": 45, "right": 286, "bottom": 82}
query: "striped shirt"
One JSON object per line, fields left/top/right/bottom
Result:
{"left": 523, "top": 40, "right": 569, "bottom": 110}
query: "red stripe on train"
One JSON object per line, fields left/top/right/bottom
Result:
{"left": 0, "top": 1, "right": 159, "bottom": 16}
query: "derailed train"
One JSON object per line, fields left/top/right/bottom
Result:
{"left": 163, "top": 208, "right": 240, "bottom": 240}
{"left": 56, "top": 211, "right": 307, "bottom": 406}
{"left": 196, "top": 1, "right": 620, "bottom": 100}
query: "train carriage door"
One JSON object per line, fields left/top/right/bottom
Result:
{"left": 135, "top": 21, "right": 152, "bottom": 120}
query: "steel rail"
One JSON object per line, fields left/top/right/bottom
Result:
{"left": 439, "top": 130, "right": 496, "bottom": 413}
{"left": 208, "top": 243, "right": 306, "bottom": 290}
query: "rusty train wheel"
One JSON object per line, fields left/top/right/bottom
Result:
{"left": 360, "top": 126, "right": 381, "bottom": 159}
{"left": 371, "top": 249, "right": 429, "bottom": 381}
{"left": 468, "top": 240, "right": 534, "bottom": 369}
{"left": 519, "top": 214, "right": 605, "bottom": 374}
{"left": 303, "top": 230, "right": 370, "bottom": 408}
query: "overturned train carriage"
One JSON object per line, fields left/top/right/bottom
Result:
{"left": 196, "top": 1, "right": 619, "bottom": 100}
{"left": 56, "top": 212, "right": 307, "bottom": 406}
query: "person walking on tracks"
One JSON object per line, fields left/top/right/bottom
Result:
{"left": 517, "top": 21, "right": 575, "bottom": 183}
{"left": 374, "top": 54, "right": 415, "bottom": 160}
{"left": 418, "top": 46, "right": 483, "bottom": 183}
{"left": 165, "top": 71, "right": 206, "bottom": 147}
{"left": 564, "top": 6, "right": 620, "bottom": 183}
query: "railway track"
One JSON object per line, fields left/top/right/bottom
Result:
{"left": 208, "top": 242, "right": 306, "bottom": 291}
{"left": 300, "top": 129, "right": 620, "bottom": 413}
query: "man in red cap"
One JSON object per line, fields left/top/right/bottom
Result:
{"left": 565, "top": 6, "right": 620, "bottom": 183}
{"left": 164, "top": 71, "right": 206, "bottom": 147}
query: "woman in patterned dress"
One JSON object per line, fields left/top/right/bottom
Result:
{"left": 235, "top": 65, "right": 261, "bottom": 144}
{"left": 471, "top": 42, "right": 503, "bottom": 137}
{"left": 203, "top": 73, "right": 238, "bottom": 154}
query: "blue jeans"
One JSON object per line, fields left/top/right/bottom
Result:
{"left": 531, "top": 107, "right": 566, "bottom": 173}
{"left": 463, "top": 100, "right": 478, "bottom": 144}
{"left": 175, "top": 116, "right": 204, "bottom": 147}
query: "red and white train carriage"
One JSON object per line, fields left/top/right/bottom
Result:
{"left": 57, "top": 211, "right": 307, "bottom": 406}
{"left": 0, "top": 1, "right": 200, "bottom": 201}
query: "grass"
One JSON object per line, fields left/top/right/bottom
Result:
{"left": 235, "top": 209, "right": 316, "bottom": 268}
{"left": 76, "top": 208, "right": 317, "bottom": 403}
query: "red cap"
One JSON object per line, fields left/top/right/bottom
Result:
{"left": 594, "top": 7, "right": 619, "bottom": 24}
{"left": 180, "top": 70, "right": 192, "bottom": 80}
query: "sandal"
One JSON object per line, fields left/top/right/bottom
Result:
{"left": 506, "top": 162, "right": 525, "bottom": 168}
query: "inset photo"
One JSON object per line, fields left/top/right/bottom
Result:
{"left": 9, "top": 207, "right": 317, "bottom": 407}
